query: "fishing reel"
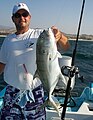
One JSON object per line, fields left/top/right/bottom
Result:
{"left": 61, "top": 65, "right": 84, "bottom": 82}
{"left": 61, "top": 65, "right": 79, "bottom": 78}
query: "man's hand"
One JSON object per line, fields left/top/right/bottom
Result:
{"left": 51, "top": 26, "right": 70, "bottom": 51}
{"left": 51, "top": 26, "right": 61, "bottom": 42}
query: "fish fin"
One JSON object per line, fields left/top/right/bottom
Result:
{"left": 49, "top": 51, "right": 62, "bottom": 62}
{"left": 36, "top": 99, "right": 49, "bottom": 114}
{"left": 49, "top": 96, "right": 61, "bottom": 116}
{"left": 57, "top": 51, "right": 62, "bottom": 58}
{"left": 33, "top": 70, "right": 40, "bottom": 79}
{"left": 57, "top": 73, "right": 67, "bottom": 90}
{"left": 51, "top": 95, "right": 61, "bottom": 108}
{"left": 37, "top": 96, "right": 61, "bottom": 116}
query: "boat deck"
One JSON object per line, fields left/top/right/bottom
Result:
{"left": 46, "top": 100, "right": 93, "bottom": 120}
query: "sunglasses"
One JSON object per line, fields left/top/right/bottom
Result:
{"left": 13, "top": 12, "right": 29, "bottom": 18}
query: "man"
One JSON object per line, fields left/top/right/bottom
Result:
{"left": 0, "top": 3, "right": 70, "bottom": 120}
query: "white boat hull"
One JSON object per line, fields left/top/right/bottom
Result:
{"left": 46, "top": 100, "right": 93, "bottom": 120}
{"left": 46, "top": 110, "right": 93, "bottom": 120}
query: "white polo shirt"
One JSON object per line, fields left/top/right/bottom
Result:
{"left": 0, "top": 28, "right": 43, "bottom": 90}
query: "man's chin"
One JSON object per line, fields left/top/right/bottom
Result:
{"left": 19, "top": 24, "right": 27, "bottom": 28}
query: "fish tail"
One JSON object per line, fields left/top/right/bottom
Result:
{"left": 36, "top": 99, "right": 49, "bottom": 113}
{"left": 49, "top": 96, "right": 61, "bottom": 116}
{"left": 37, "top": 97, "right": 61, "bottom": 116}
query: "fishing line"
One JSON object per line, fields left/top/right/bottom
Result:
{"left": 53, "top": 0, "right": 65, "bottom": 27}
{"left": 61, "top": 0, "right": 86, "bottom": 119}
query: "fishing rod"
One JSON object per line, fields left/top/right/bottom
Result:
{"left": 61, "top": 0, "right": 86, "bottom": 119}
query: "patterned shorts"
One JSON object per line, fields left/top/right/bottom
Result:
{"left": 0, "top": 85, "right": 46, "bottom": 120}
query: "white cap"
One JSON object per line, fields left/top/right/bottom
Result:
{"left": 12, "top": 3, "right": 30, "bottom": 15}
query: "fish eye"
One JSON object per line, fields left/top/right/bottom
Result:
{"left": 49, "top": 57, "right": 51, "bottom": 60}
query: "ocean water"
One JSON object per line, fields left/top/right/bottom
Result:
{"left": 0, "top": 37, "right": 7, "bottom": 91}
{"left": 65, "top": 40, "right": 93, "bottom": 96}
{"left": 0, "top": 37, "right": 93, "bottom": 96}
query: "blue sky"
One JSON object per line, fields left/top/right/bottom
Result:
{"left": 0, "top": 0, "right": 93, "bottom": 34}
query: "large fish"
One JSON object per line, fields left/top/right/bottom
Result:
{"left": 34, "top": 28, "right": 67, "bottom": 116}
